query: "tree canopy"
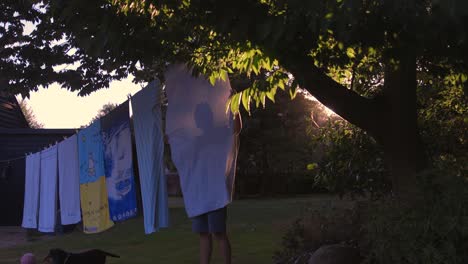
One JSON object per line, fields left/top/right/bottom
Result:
{"left": 87, "top": 102, "right": 118, "bottom": 126}
{"left": 18, "top": 98, "right": 44, "bottom": 128}
{"left": 2, "top": 0, "right": 466, "bottom": 131}
{"left": 2, "top": 0, "right": 467, "bottom": 195}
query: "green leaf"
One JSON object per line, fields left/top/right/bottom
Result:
{"left": 338, "top": 42, "right": 344, "bottom": 50}
{"left": 219, "top": 69, "right": 228, "bottom": 81}
{"left": 209, "top": 74, "right": 217, "bottom": 86}
{"left": 325, "top": 12, "right": 334, "bottom": 19}
{"left": 260, "top": 92, "right": 266, "bottom": 108}
{"left": 266, "top": 87, "right": 277, "bottom": 102}
{"left": 307, "top": 163, "right": 318, "bottom": 170}
{"left": 289, "top": 87, "right": 298, "bottom": 99}
{"left": 346, "top": 47, "right": 355, "bottom": 59}
{"left": 241, "top": 90, "right": 251, "bottom": 112}
{"left": 230, "top": 92, "right": 241, "bottom": 114}
{"left": 460, "top": 73, "right": 467, "bottom": 83}
{"left": 252, "top": 62, "right": 259, "bottom": 75}
{"left": 262, "top": 57, "right": 271, "bottom": 71}
{"left": 277, "top": 79, "right": 285, "bottom": 90}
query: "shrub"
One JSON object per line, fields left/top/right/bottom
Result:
{"left": 273, "top": 202, "right": 360, "bottom": 264}
{"left": 273, "top": 219, "right": 309, "bottom": 264}
{"left": 312, "top": 120, "right": 390, "bottom": 198}
{"left": 362, "top": 170, "right": 468, "bottom": 264}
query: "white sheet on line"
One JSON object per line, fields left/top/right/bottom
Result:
{"left": 132, "top": 80, "right": 169, "bottom": 234}
{"left": 22, "top": 152, "right": 41, "bottom": 228}
{"left": 58, "top": 135, "right": 81, "bottom": 225}
{"left": 38, "top": 146, "right": 58, "bottom": 232}
{"left": 165, "top": 64, "right": 238, "bottom": 218}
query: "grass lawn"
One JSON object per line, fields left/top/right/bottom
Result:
{"left": 0, "top": 196, "right": 350, "bottom": 264}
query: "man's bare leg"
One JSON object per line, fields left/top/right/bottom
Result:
{"left": 214, "top": 232, "right": 231, "bottom": 264}
{"left": 199, "top": 232, "right": 213, "bottom": 264}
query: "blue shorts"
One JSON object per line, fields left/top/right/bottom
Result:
{"left": 191, "top": 207, "right": 227, "bottom": 233}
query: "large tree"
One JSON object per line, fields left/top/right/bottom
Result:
{"left": 18, "top": 98, "right": 44, "bottom": 128}
{"left": 2, "top": 0, "right": 467, "bottom": 197}
{"left": 87, "top": 102, "right": 118, "bottom": 126}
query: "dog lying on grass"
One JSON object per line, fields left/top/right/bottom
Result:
{"left": 43, "top": 248, "right": 119, "bottom": 264}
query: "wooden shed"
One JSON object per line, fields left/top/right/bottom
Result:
{"left": 0, "top": 93, "right": 75, "bottom": 226}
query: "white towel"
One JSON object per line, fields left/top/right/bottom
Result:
{"left": 58, "top": 135, "right": 81, "bottom": 225}
{"left": 38, "top": 146, "right": 58, "bottom": 233}
{"left": 132, "top": 80, "right": 169, "bottom": 234}
{"left": 165, "top": 64, "right": 238, "bottom": 217}
{"left": 22, "top": 152, "right": 41, "bottom": 228}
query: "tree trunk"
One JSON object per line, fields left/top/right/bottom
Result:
{"left": 380, "top": 50, "right": 427, "bottom": 198}
{"left": 281, "top": 52, "right": 427, "bottom": 198}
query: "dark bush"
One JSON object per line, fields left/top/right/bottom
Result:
{"left": 312, "top": 120, "right": 390, "bottom": 198}
{"left": 362, "top": 170, "right": 468, "bottom": 264}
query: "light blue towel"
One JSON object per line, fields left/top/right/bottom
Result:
{"left": 132, "top": 80, "right": 169, "bottom": 234}
{"left": 38, "top": 146, "right": 58, "bottom": 233}
{"left": 78, "top": 121, "right": 106, "bottom": 184}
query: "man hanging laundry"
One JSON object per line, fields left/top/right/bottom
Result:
{"left": 165, "top": 64, "right": 241, "bottom": 264}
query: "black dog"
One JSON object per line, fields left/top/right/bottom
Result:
{"left": 44, "top": 248, "right": 119, "bottom": 264}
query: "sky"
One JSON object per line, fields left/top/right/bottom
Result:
{"left": 17, "top": 79, "right": 336, "bottom": 129}
{"left": 15, "top": 21, "right": 145, "bottom": 129}
{"left": 18, "top": 77, "right": 144, "bottom": 128}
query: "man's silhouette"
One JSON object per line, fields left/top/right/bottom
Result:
{"left": 190, "top": 102, "right": 241, "bottom": 264}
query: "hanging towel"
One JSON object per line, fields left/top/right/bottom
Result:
{"left": 78, "top": 121, "right": 106, "bottom": 184}
{"left": 58, "top": 135, "right": 81, "bottom": 225}
{"left": 79, "top": 177, "right": 114, "bottom": 233}
{"left": 78, "top": 121, "right": 114, "bottom": 234}
{"left": 22, "top": 152, "right": 41, "bottom": 229}
{"left": 38, "top": 146, "right": 58, "bottom": 233}
{"left": 165, "top": 64, "right": 239, "bottom": 218}
{"left": 101, "top": 101, "right": 138, "bottom": 222}
{"left": 132, "top": 80, "right": 169, "bottom": 234}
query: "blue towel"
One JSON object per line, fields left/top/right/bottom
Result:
{"left": 101, "top": 101, "right": 138, "bottom": 222}
{"left": 132, "top": 80, "right": 169, "bottom": 234}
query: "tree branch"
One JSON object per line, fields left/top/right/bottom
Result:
{"left": 281, "top": 54, "right": 384, "bottom": 140}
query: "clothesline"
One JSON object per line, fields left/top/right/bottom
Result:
{"left": 0, "top": 141, "right": 69, "bottom": 164}
{"left": 0, "top": 94, "right": 137, "bottom": 163}
{"left": 0, "top": 155, "right": 26, "bottom": 163}
{"left": 20, "top": 80, "right": 169, "bottom": 235}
